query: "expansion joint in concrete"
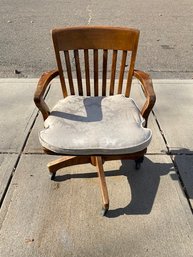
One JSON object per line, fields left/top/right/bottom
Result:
{"left": 152, "top": 110, "right": 193, "bottom": 213}
{"left": 0, "top": 85, "right": 51, "bottom": 208}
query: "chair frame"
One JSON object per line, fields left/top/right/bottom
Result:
{"left": 34, "top": 26, "right": 156, "bottom": 215}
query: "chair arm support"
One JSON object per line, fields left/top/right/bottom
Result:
{"left": 133, "top": 70, "right": 156, "bottom": 125}
{"left": 34, "top": 69, "right": 59, "bottom": 120}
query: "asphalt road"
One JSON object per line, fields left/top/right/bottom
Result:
{"left": 0, "top": 0, "right": 193, "bottom": 79}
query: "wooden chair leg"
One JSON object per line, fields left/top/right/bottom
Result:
{"left": 47, "top": 155, "right": 90, "bottom": 179}
{"left": 95, "top": 156, "right": 109, "bottom": 215}
{"left": 90, "top": 156, "right": 96, "bottom": 166}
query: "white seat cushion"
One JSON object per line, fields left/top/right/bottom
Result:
{"left": 39, "top": 95, "right": 152, "bottom": 155}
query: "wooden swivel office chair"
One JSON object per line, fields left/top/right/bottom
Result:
{"left": 34, "top": 26, "right": 156, "bottom": 215}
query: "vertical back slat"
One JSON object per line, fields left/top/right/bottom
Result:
{"left": 125, "top": 51, "right": 137, "bottom": 97}
{"left": 118, "top": 50, "right": 127, "bottom": 94}
{"left": 94, "top": 49, "right": 98, "bottom": 96}
{"left": 125, "top": 34, "right": 139, "bottom": 97}
{"left": 109, "top": 50, "right": 117, "bottom": 95}
{"left": 64, "top": 51, "right": 75, "bottom": 95}
{"left": 74, "top": 50, "right": 83, "bottom": 95}
{"left": 102, "top": 50, "right": 108, "bottom": 96}
{"left": 84, "top": 49, "right": 91, "bottom": 96}
{"left": 125, "top": 56, "right": 134, "bottom": 97}
{"left": 55, "top": 50, "right": 68, "bottom": 97}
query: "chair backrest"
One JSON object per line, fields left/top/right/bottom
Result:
{"left": 52, "top": 26, "right": 140, "bottom": 97}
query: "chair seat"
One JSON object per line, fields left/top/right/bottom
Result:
{"left": 39, "top": 94, "right": 152, "bottom": 155}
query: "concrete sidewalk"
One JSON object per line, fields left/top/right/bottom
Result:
{"left": 0, "top": 78, "right": 193, "bottom": 257}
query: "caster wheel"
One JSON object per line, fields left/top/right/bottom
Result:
{"left": 49, "top": 172, "right": 56, "bottom": 180}
{"left": 135, "top": 162, "right": 141, "bottom": 170}
{"left": 135, "top": 157, "right": 144, "bottom": 170}
{"left": 101, "top": 208, "right": 108, "bottom": 216}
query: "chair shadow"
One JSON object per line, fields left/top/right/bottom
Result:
{"left": 106, "top": 158, "right": 173, "bottom": 218}
{"left": 55, "top": 156, "right": 174, "bottom": 218}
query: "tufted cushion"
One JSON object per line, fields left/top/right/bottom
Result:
{"left": 39, "top": 95, "right": 152, "bottom": 155}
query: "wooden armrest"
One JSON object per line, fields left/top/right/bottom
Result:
{"left": 133, "top": 70, "right": 156, "bottom": 125}
{"left": 34, "top": 69, "right": 59, "bottom": 120}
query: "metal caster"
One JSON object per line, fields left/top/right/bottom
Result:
{"left": 101, "top": 208, "right": 108, "bottom": 216}
{"left": 135, "top": 157, "right": 144, "bottom": 170}
{"left": 49, "top": 172, "right": 56, "bottom": 180}
{"left": 135, "top": 162, "right": 141, "bottom": 170}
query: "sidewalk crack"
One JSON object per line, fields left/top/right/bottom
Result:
{"left": 152, "top": 110, "right": 170, "bottom": 154}
{"left": 152, "top": 110, "right": 193, "bottom": 213}
{"left": 86, "top": 5, "right": 92, "bottom": 25}
{"left": 0, "top": 84, "right": 51, "bottom": 209}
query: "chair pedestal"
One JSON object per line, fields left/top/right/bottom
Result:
{"left": 47, "top": 149, "right": 146, "bottom": 215}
